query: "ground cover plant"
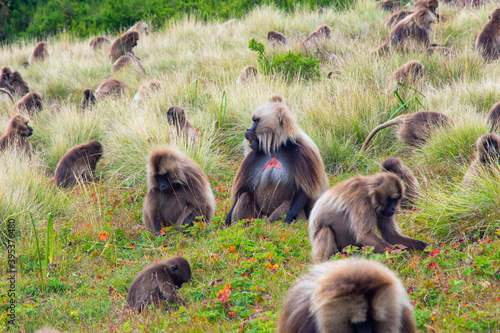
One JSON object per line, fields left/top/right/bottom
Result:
{"left": 1, "top": 1, "right": 500, "bottom": 332}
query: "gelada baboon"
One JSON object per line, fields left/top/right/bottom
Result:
{"left": 110, "top": 31, "right": 139, "bottom": 61}
{"left": 387, "top": 10, "right": 414, "bottom": 27}
{"left": 237, "top": 65, "right": 258, "bottom": 84}
{"left": 386, "top": 60, "right": 424, "bottom": 95}
{"left": 95, "top": 79, "right": 129, "bottom": 100}
{"left": 133, "top": 80, "right": 161, "bottom": 105}
{"left": 89, "top": 36, "right": 112, "bottom": 51}
{"left": 29, "top": 42, "right": 49, "bottom": 63}
{"left": 376, "top": 0, "right": 396, "bottom": 11}
{"left": 302, "top": 25, "right": 332, "bottom": 51}
{"left": 166, "top": 106, "right": 198, "bottom": 144}
{"left": 226, "top": 99, "right": 329, "bottom": 225}
{"left": 128, "top": 21, "right": 149, "bottom": 35}
{"left": 380, "top": 157, "right": 420, "bottom": 209}
{"left": 0, "top": 115, "right": 33, "bottom": 156}
{"left": 361, "top": 111, "right": 453, "bottom": 151}
{"left": 487, "top": 101, "right": 500, "bottom": 131}
{"left": 54, "top": 140, "right": 103, "bottom": 188}
{"left": 112, "top": 55, "right": 134, "bottom": 73}
{"left": 79, "top": 88, "right": 97, "bottom": 111}
{"left": 127, "top": 256, "right": 191, "bottom": 312}
{"left": 389, "top": 8, "right": 435, "bottom": 51}
{"left": 0, "top": 66, "right": 12, "bottom": 89}
{"left": 143, "top": 147, "right": 215, "bottom": 233}
{"left": 463, "top": 134, "right": 500, "bottom": 185}
{"left": 9, "top": 71, "right": 30, "bottom": 97}
{"left": 14, "top": 92, "right": 43, "bottom": 115}
{"left": 277, "top": 258, "right": 417, "bottom": 333}
{"left": 268, "top": 31, "right": 288, "bottom": 47}
{"left": 309, "top": 173, "right": 428, "bottom": 261}
{"left": 475, "top": 8, "right": 500, "bottom": 61}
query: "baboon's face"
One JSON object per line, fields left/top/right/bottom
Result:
{"left": 167, "top": 257, "right": 192, "bottom": 287}
{"left": 150, "top": 154, "right": 184, "bottom": 194}
{"left": 245, "top": 116, "right": 260, "bottom": 151}
{"left": 489, "top": 8, "right": 500, "bottom": 21}
{"left": 372, "top": 175, "right": 403, "bottom": 217}
{"left": 33, "top": 93, "right": 44, "bottom": 110}
{"left": 87, "top": 141, "right": 103, "bottom": 159}
{"left": 12, "top": 116, "right": 33, "bottom": 137}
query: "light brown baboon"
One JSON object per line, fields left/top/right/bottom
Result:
{"left": 143, "top": 147, "right": 215, "bottom": 233}
{"left": 127, "top": 256, "right": 191, "bottom": 312}
{"left": 29, "top": 42, "right": 49, "bottom": 63}
{"left": 463, "top": 134, "right": 500, "bottom": 185}
{"left": 386, "top": 60, "right": 424, "bottom": 94}
{"left": 475, "top": 8, "right": 500, "bottom": 61}
{"left": 128, "top": 21, "right": 149, "bottom": 35}
{"left": 89, "top": 36, "right": 112, "bottom": 51}
{"left": 269, "top": 95, "right": 293, "bottom": 110}
{"left": 166, "top": 106, "right": 198, "bottom": 144}
{"left": 427, "top": 45, "right": 455, "bottom": 57}
{"left": 9, "top": 71, "right": 29, "bottom": 97}
{"left": 14, "top": 92, "right": 43, "bottom": 115}
{"left": 95, "top": 79, "right": 129, "bottom": 100}
{"left": 0, "top": 115, "right": 33, "bottom": 156}
{"left": 267, "top": 31, "right": 288, "bottom": 47}
{"left": 389, "top": 8, "right": 435, "bottom": 51}
{"left": 302, "top": 25, "right": 332, "bottom": 51}
{"left": 361, "top": 111, "right": 453, "bottom": 150}
{"left": 0, "top": 66, "right": 12, "bottom": 90}
{"left": 226, "top": 100, "right": 329, "bottom": 225}
{"left": 277, "top": 258, "right": 418, "bottom": 333}
{"left": 109, "top": 31, "right": 139, "bottom": 61}
{"left": 54, "top": 140, "right": 103, "bottom": 188}
{"left": 79, "top": 88, "right": 97, "bottom": 112}
{"left": 309, "top": 173, "right": 428, "bottom": 261}
{"left": 237, "top": 65, "right": 258, "bottom": 84}
{"left": 112, "top": 55, "right": 134, "bottom": 72}
{"left": 487, "top": 101, "right": 500, "bottom": 131}
{"left": 133, "top": 80, "right": 161, "bottom": 105}
{"left": 380, "top": 157, "right": 420, "bottom": 209}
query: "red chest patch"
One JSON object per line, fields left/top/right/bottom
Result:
{"left": 264, "top": 156, "right": 282, "bottom": 170}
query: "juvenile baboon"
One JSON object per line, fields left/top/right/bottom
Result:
{"left": 89, "top": 36, "right": 112, "bottom": 51}
{"left": 389, "top": 8, "right": 435, "bottom": 51}
{"left": 380, "top": 157, "right": 420, "bottom": 209}
{"left": 128, "top": 21, "right": 149, "bottom": 35}
{"left": 463, "top": 134, "right": 500, "bottom": 185}
{"left": 110, "top": 31, "right": 139, "bottom": 61}
{"left": 226, "top": 99, "right": 329, "bottom": 225}
{"left": 302, "top": 25, "right": 332, "bottom": 51}
{"left": 237, "top": 65, "right": 258, "bottom": 84}
{"left": 487, "top": 101, "right": 500, "bottom": 131}
{"left": 0, "top": 115, "right": 33, "bottom": 156}
{"left": 386, "top": 60, "right": 424, "bottom": 95}
{"left": 475, "top": 8, "right": 500, "bottom": 61}
{"left": 133, "top": 80, "right": 161, "bottom": 105}
{"left": 361, "top": 111, "right": 453, "bottom": 150}
{"left": 9, "top": 71, "right": 29, "bottom": 97}
{"left": 268, "top": 31, "right": 288, "bottom": 47}
{"left": 0, "top": 66, "right": 12, "bottom": 90}
{"left": 14, "top": 92, "right": 43, "bottom": 115}
{"left": 277, "top": 258, "right": 418, "bottom": 333}
{"left": 166, "top": 106, "right": 198, "bottom": 144}
{"left": 95, "top": 79, "right": 129, "bottom": 100}
{"left": 54, "top": 140, "right": 103, "bottom": 188}
{"left": 112, "top": 55, "right": 134, "bottom": 72}
{"left": 29, "top": 42, "right": 49, "bottom": 63}
{"left": 127, "top": 256, "right": 191, "bottom": 312}
{"left": 79, "top": 88, "right": 97, "bottom": 111}
{"left": 143, "top": 147, "right": 215, "bottom": 233}
{"left": 309, "top": 173, "right": 428, "bottom": 261}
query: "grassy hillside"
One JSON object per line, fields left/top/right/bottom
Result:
{"left": 1, "top": 2, "right": 500, "bottom": 332}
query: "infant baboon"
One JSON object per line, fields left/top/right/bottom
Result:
{"left": 54, "top": 140, "right": 103, "bottom": 188}
{"left": 302, "top": 25, "right": 332, "bottom": 51}
{"left": 380, "top": 157, "right": 420, "bottom": 209}
{"left": 89, "top": 36, "right": 111, "bottom": 51}
{"left": 268, "top": 31, "right": 288, "bottom": 47}
{"left": 95, "top": 79, "right": 129, "bottom": 100}
{"left": 133, "top": 80, "right": 161, "bottom": 105}
{"left": 463, "top": 134, "right": 500, "bottom": 186}
{"left": 14, "top": 92, "right": 43, "bottom": 115}
{"left": 386, "top": 60, "right": 424, "bottom": 95}
{"left": 127, "top": 256, "right": 191, "bottom": 312}
{"left": 79, "top": 89, "right": 97, "bottom": 112}
{"left": 166, "top": 106, "right": 198, "bottom": 144}
{"left": 9, "top": 71, "right": 29, "bottom": 97}
{"left": 128, "top": 21, "right": 149, "bottom": 35}
{"left": 487, "top": 101, "right": 500, "bottom": 131}
{"left": 110, "top": 31, "right": 139, "bottom": 61}
{"left": 29, "top": 42, "right": 49, "bottom": 63}
{"left": 237, "top": 65, "right": 258, "bottom": 84}
{"left": 112, "top": 55, "right": 134, "bottom": 72}
{"left": 0, "top": 115, "right": 33, "bottom": 156}
{"left": 390, "top": 8, "right": 435, "bottom": 51}
{"left": 475, "top": 8, "right": 500, "bottom": 61}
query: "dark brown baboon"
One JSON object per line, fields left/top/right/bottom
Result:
{"left": 166, "top": 106, "right": 198, "bottom": 144}
{"left": 427, "top": 45, "right": 455, "bottom": 57}
{"left": 89, "top": 36, "right": 112, "bottom": 51}
{"left": 268, "top": 30, "right": 288, "bottom": 47}
{"left": 361, "top": 111, "right": 453, "bottom": 150}
{"left": 302, "top": 25, "right": 332, "bottom": 51}
{"left": 109, "top": 31, "right": 139, "bottom": 61}
{"left": 376, "top": 0, "right": 396, "bottom": 11}
{"left": 14, "top": 92, "right": 43, "bottom": 115}
{"left": 487, "top": 101, "right": 500, "bottom": 131}
{"left": 112, "top": 55, "right": 134, "bottom": 72}
{"left": 133, "top": 80, "right": 161, "bottom": 105}
{"left": 386, "top": 60, "right": 424, "bottom": 94}
{"left": 475, "top": 8, "right": 500, "bottom": 61}
{"left": 127, "top": 256, "right": 191, "bottom": 312}
{"left": 226, "top": 100, "right": 329, "bottom": 225}
{"left": 309, "top": 173, "right": 428, "bottom": 261}
{"left": 380, "top": 157, "right": 420, "bottom": 209}
{"left": 0, "top": 115, "right": 33, "bottom": 156}
{"left": 128, "top": 21, "right": 149, "bottom": 35}
{"left": 143, "top": 147, "right": 215, "bottom": 233}
{"left": 277, "top": 258, "right": 418, "bottom": 333}
{"left": 9, "top": 71, "right": 29, "bottom": 97}
{"left": 79, "top": 89, "right": 97, "bottom": 112}
{"left": 389, "top": 8, "right": 435, "bottom": 51}
{"left": 463, "top": 134, "right": 500, "bottom": 185}
{"left": 29, "top": 42, "right": 49, "bottom": 63}
{"left": 95, "top": 79, "right": 129, "bottom": 100}
{"left": 0, "top": 66, "right": 12, "bottom": 90}
{"left": 237, "top": 65, "right": 258, "bottom": 84}
{"left": 54, "top": 140, "right": 103, "bottom": 188}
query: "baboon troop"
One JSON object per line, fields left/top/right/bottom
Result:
{"left": 463, "top": 134, "right": 500, "bottom": 185}
{"left": 475, "top": 8, "right": 500, "bottom": 60}
{"left": 0, "top": 115, "right": 33, "bottom": 156}
{"left": 29, "top": 42, "right": 49, "bottom": 63}
{"left": 110, "top": 31, "right": 139, "bottom": 61}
